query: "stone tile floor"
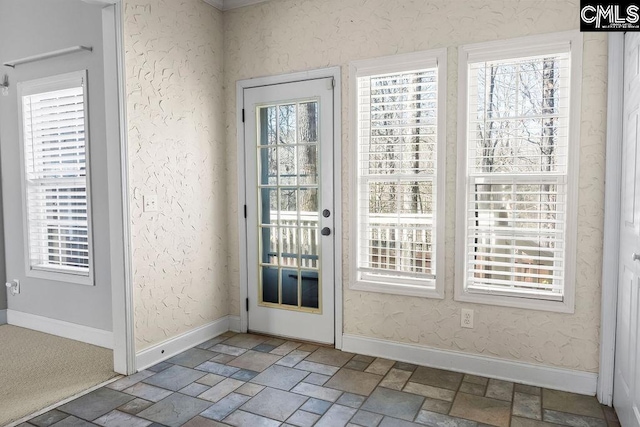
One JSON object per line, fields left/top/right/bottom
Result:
{"left": 20, "top": 332, "right": 620, "bottom": 427}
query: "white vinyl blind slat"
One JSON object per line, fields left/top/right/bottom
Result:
{"left": 465, "top": 52, "right": 570, "bottom": 300}
{"left": 22, "top": 80, "right": 91, "bottom": 276}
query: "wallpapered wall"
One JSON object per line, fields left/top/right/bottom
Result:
{"left": 124, "top": 0, "right": 228, "bottom": 351}
{"left": 223, "top": 0, "right": 607, "bottom": 373}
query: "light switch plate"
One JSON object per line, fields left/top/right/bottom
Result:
{"left": 143, "top": 194, "right": 158, "bottom": 212}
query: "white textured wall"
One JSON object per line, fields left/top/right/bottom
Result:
{"left": 124, "top": 0, "right": 228, "bottom": 351}
{"left": 224, "top": 0, "right": 607, "bottom": 373}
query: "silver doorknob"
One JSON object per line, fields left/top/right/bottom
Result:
{"left": 633, "top": 253, "right": 640, "bottom": 262}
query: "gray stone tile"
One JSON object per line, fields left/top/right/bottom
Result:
{"left": 511, "top": 417, "right": 562, "bottom": 427}
{"left": 236, "top": 383, "right": 265, "bottom": 397}
{"left": 295, "top": 360, "right": 340, "bottom": 376}
{"left": 415, "top": 410, "right": 478, "bottom": 427}
{"left": 198, "top": 378, "right": 245, "bottom": 403}
{"left": 223, "top": 410, "right": 281, "bottom": 427}
{"left": 379, "top": 417, "right": 421, "bottom": 427}
{"left": 59, "top": 387, "right": 135, "bottom": 421}
{"left": 143, "top": 365, "right": 207, "bottom": 391}
{"left": 325, "top": 368, "right": 383, "bottom": 396}
{"left": 50, "top": 416, "right": 95, "bottom": 427}
{"left": 195, "top": 361, "right": 241, "bottom": 377}
{"left": 287, "top": 410, "right": 321, "bottom": 427}
{"left": 379, "top": 368, "right": 412, "bottom": 391}
{"left": 353, "top": 355, "right": 376, "bottom": 364}
{"left": 393, "top": 362, "right": 418, "bottom": 372}
{"left": 265, "top": 338, "right": 286, "bottom": 347}
{"left": 337, "top": 393, "right": 366, "bottom": 409}
{"left": 228, "top": 350, "right": 282, "bottom": 372}
{"left": 196, "top": 337, "right": 227, "bottom": 350}
{"left": 231, "top": 369, "right": 260, "bottom": 381}
{"left": 28, "top": 410, "right": 69, "bottom": 427}
{"left": 351, "top": 409, "right": 383, "bottom": 427}
{"left": 515, "top": 384, "right": 542, "bottom": 396}
{"left": 251, "top": 364, "right": 310, "bottom": 391}
{"left": 463, "top": 375, "right": 489, "bottom": 386}
{"left": 179, "top": 382, "right": 211, "bottom": 397}
{"left": 315, "top": 404, "right": 357, "bottom": 427}
{"left": 254, "top": 343, "right": 278, "bottom": 353}
{"left": 182, "top": 416, "right": 230, "bottom": 427}
{"left": 303, "top": 373, "right": 330, "bottom": 386}
{"left": 543, "top": 410, "right": 608, "bottom": 427}
{"left": 197, "top": 373, "right": 226, "bottom": 386}
{"left": 361, "top": 387, "right": 425, "bottom": 421}
{"left": 108, "top": 371, "right": 156, "bottom": 391}
{"left": 200, "top": 393, "right": 251, "bottom": 421}
{"left": 146, "top": 362, "right": 173, "bottom": 373}
{"left": 542, "top": 390, "right": 604, "bottom": 419}
{"left": 306, "top": 347, "right": 355, "bottom": 367}
{"left": 291, "top": 382, "right": 343, "bottom": 402}
{"left": 403, "top": 382, "right": 456, "bottom": 402}
{"left": 123, "top": 383, "right": 173, "bottom": 402}
{"left": 270, "top": 341, "right": 302, "bottom": 356}
{"left": 166, "top": 348, "right": 218, "bottom": 368}
{"left": 486, "top": 379, "right": 514, "bottom": 402}
{"left": 241, "top": 387, "right": 308, "bottom": 421}
{"left": 297, "top": 344, "right": 320, "bottom": 353}
{"left": 210, "top": 344, "right": 247, "bottom": 357}
{"left": 345, "top": 360, "right": 371, "bottom": 371}
{"left": 603, "top": 406, "right": 619, "bottom": 424}
{"left": 460, "top": 382, "right": 486, "bottom": 396}
{"left": 513, "top": 392, "right": 542, "bottom": 420}
{"left": 365, "top": 359, "right": 395, "bottom": 376}
{"left": 137, "top": 393, "right": 212, "bottom": 427}
{"left": 118, "top": 398, "right": 154, "bottom": 415}
{"left": 449, "top": 392, "right": 511, "bottom": 427}
{"left": 94, "top": 410, "right": 152, "bottom": 427}
{"left": 410, "top": 367, "right": 463, "bottom": 391}
{"left": 276, "top": 350, "right": 312, "bottom": 368}
{"left": 421, "top": 398, "right": 452, "bottom": 415}
{"left": 300, "top": 398, "right": 333, "bottom": 415}
{"left": 212, "top": 354, "right": 236, "bottom": 364}
{"left": 223, "top": 334, "right": 269, "bottom": 349}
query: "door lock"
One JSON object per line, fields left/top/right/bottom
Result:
{"left": 321, "top": 227, "right": 331, "bottom": 236}
{"left": 323, "top": 209, "right": 331, "bottom": 218}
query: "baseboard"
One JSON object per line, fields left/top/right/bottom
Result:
{"left": 0, "top": 309, "right": 6, "bottom": 325}
{"left": 342, "top": 334, "right": 598, "bottom": 396}
{"left": 6, "top": 309, "right": 113, "bottom": 349}
{"left": 136, "top": 316, "right": 230, "bottom": 371}
{"left": 228, "top": 315, "right": 241, "bottom": 332}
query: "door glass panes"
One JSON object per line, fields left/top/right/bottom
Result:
{"left": 257, "top": 101, "right": 321, "bottom": 311}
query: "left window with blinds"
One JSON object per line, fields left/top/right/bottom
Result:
{"left": 18, "top": 70, "right": 93, "bottom": 285}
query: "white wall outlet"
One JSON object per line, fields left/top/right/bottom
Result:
{"left": 461, "top": 308, "right": 474, "bottom": 329}
{"left": 143, "top": 194, "right": 158, "bottom": 212}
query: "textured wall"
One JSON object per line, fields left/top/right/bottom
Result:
{"left": 224, "top": 0, "right": 607, "bottom": 373}
{"left": 124, "top": 0, "right": 228, "bottom": 351}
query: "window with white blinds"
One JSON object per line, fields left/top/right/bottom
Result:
{"left": 19, "top": 71, "right": 92, "bottom": 282}
{"left": 351, "top": 49, "right": 446, "bottom": 298}
{"left": 456, "top": 32, "right": 581, "bottom": 311}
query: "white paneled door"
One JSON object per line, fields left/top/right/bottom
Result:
{"left": 614, "top": 32, "right": 640, "bottom": 427}
{"left": 243, "top": 78, "right": 335, "bottom": 344}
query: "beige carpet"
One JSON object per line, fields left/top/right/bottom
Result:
{"left": 0, "top": 325, "right": 117, "bottom": 426}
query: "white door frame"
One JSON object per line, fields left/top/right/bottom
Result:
{"left": 236, "top": 67, "right": 343, "bottom": 349}
{"left": 598, "top": 33, "right": 624, "bottom": 406}
{"left": 91, "top": 0, "right": 136, "bottom": 375}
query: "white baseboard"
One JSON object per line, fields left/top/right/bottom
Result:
{"left": 136, "top": 316, "right": 230, "bottom": 371}
{"left": 342, "top": 334, "right": 598, "bottom": 396}
{"left": 0, "top": 309, "right": 6, "bottom": 325}
{"left": 228, "top": 315, "right": 241, "bottom": 332}
{"left": 7, "top": 309, "right": 113, "bottom": 349}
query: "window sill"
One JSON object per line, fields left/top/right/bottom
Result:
{"left": 454, "top": 287, "right": 574, "bottom": 313}
{"left": 27, "top": 267, "right": 94, "bottom": 286}
{"left": 350, "top": 279, "right": 444, "bottom": 299}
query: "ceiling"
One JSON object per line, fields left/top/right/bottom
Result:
{"left": 202, "top": 0, "right": 271, "bottom": 11}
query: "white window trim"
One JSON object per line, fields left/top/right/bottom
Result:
{"left": 17, "top": 70, "right": 95, "bottom": 286}
{"left": 349, "top": 48, "right": 447, "bottom": 299}
{"left": 455, "top": 31, "right": 582, "bottom": 313}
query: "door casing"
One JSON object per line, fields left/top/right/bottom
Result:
{"left": 236, "top": 67, "right": 343, "bottom": 349}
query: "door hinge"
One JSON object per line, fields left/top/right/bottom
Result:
{"left": 244, "top": 205, "right": 247, "bottom": 218}
{"left": 242, "top": 109, "right": 245, "bottom": 123}
{"left": 246, "top": 297, "right": 249, "bottom": 311}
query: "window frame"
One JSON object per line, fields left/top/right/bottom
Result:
{"left": 17, "top": 70, "right": 95, "bottom": 286}
{"left": 349, "top": 48, "right": 447, "bottom": 299}
{"left": 455, "top": 31, "right": 582, "bottom": 313}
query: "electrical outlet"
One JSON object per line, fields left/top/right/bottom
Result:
{"left": 461, "top": 308, "right": 474, "bottom": 329}
{"left": 143, "top": 194, "right": 158, "bottom": 212}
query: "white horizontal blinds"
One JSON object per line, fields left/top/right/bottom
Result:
{"left": 357, "top": 68, "right": 438, "bottom": 285}
{"left": 22, "top": 81, "right": 90, "bottom": 275}
{"left": 466, "top": 52, "right": 570, "bottom": 299}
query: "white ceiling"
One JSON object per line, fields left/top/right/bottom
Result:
{"left": 202, "top": 0, "right": 271, "bottom": 11}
